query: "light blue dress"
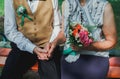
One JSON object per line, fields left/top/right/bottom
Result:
{"left": 61, "top": 0, "right": 109, "bottom": 79}
{"left": 63, "top": 0, "right": 109, "bottom": 63}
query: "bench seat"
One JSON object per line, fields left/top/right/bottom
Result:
{"left": 0, "top": 48, "right": 120, "bottom": 78}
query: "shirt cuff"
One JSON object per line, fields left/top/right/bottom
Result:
{"left": 25, "top": 43, "right": 36, "bottom": 54}
{"left": 49, "top": 26, "right": 61, "bottom": 42}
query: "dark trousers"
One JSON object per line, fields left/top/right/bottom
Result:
{"left": 0, "top": 42, "right": 61, "bottom": 79}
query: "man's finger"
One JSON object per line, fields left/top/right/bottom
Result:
{"left": 44, "top": 43, "right": 51, "bottom": 52}
{"left": 48, "top": 45, "right": 54, "bottom": 58}
{"left": 37, "top": 53, "right": 49, "bottom": 60}
{"left": 37, "top": 48, "right": 47, "bottom": 53}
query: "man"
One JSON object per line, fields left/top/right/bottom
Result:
{"left": 0, "top": 0, "right": 65, "bottom": 79}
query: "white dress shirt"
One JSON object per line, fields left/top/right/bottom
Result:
{"left": 4, "top": 0, "right": 61, "bottom": 53}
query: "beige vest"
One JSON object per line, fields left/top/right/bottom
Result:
{"left": 13, "top": 0, "right": 53, "bottom": 47}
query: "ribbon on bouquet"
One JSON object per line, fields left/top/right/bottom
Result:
{"left": 63, "top": 47, "right": 80, "bottom": 63}
{"left": 63, "top": 47, "right": 76, "bottom": 56}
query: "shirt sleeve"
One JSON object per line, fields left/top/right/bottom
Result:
{"left": 49, "top": 0, "right": 61, "bottom": 42}
{"left": 4, "top": 0, "right": 36, "bottom": 54}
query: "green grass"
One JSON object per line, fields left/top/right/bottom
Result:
{"left": 0, "top": 0, "right": 4, "bottom": 16}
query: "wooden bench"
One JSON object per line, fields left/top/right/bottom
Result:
{"left": 0, "top": 48, "right": 10, "bottom": 67}
{"left": 107, "top": 57, "right": 120, "bottom": 78}
{"left": 0, "top": 48, "right": 38, "bottom": 71}
{"left": 0, "top": 48, "right": 120, "bottom": 78}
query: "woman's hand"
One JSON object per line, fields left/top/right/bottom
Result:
{"left": 70, "top": 44, "right": 82, "bottom": 52}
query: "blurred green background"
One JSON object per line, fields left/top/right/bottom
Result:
{"left": 0, "top": 0, "right": 120, "bottom": 55}
{"left": 0, "top": 0, "right": 4, "bottom": 16}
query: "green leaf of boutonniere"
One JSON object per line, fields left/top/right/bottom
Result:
{"left": 17, "top": 5, "right": 33, "bottom": 26}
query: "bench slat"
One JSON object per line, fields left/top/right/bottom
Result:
{"left": 108, "top": 66, "right": 120, "bottom": 78}
{"left": 0, "top": 56, "right": 7, "bottom": 66}
{"left": 0, "top": 48, "right": 11, "bottom": 56}
{"left": 109, "top": 57, "right": 120, "bottom": 66}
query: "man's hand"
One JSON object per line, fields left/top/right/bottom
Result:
{"left": 44, "top": 42, "right": 57, "bottom": 59}
{"left": 33, "top": 47, "right": 49, "bottom": 60}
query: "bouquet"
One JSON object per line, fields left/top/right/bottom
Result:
{"left": 63, "top": 22, "right": 94, "bottom": 63}
{"left": 69, "top": 23, "right": 93, "bottom": 47}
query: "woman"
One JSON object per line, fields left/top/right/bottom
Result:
{"left": 61, "top": 0, "right": 117, "bottom": 79}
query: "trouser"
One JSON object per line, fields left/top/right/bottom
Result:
{"left": 0, "top": 42, "right": 61, "bottom": 79}
{"left": 61, "top": 55, "right": 109, "bottom": 79}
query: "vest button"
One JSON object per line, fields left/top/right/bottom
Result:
{"left": 34, "top": 22, "right": 36, "bottom": 25}
{"left": 34, "top": 17, "right": 36, "bottom": 20}
{"left": 34, "top": 34, "right": 37, "bottom": 36}
{"left": 34, "top": 28, "right": 37, "bottom": 31}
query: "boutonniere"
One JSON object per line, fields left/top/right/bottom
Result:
{"left": 17, "top": 5, "right": 33, "bottom": 26}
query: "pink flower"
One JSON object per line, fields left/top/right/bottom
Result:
{"left": 79, "top": 30, "right": 85, "bottom": 43}
{"left": 79, "top": 29, "right": 93, "bottom": 47}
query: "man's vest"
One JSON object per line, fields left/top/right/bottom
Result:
{"left": 13, "top": 0, "right": 53, "bottom": 47}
